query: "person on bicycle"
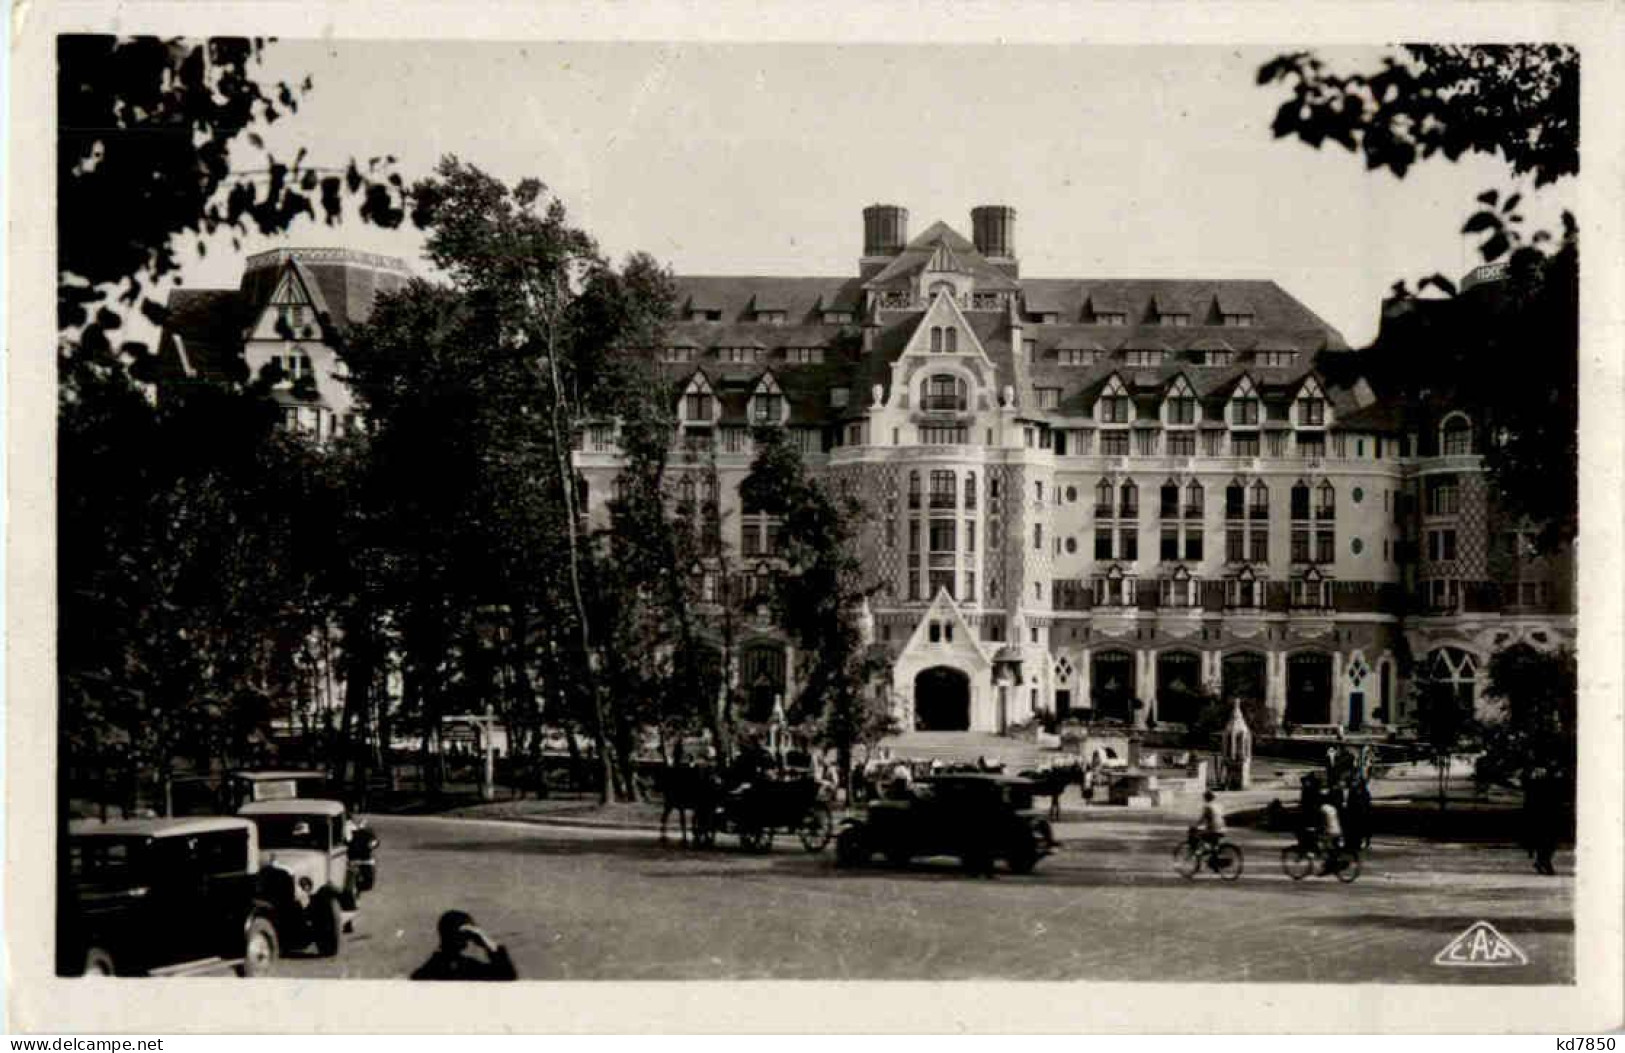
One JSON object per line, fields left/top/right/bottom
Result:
{"left": 1190, "top": 790, "right": 1226, "bottom": 849}
{"left": 1317, "top": 793, "right": 1346, "bottom": 873}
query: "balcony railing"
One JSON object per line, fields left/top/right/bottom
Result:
{"left": 1094, "top": 503, "right": 1114, "bottom": 518}
{"left": 920, "top": 395, "right": 969, "bottom": 412}
{"left": 1184, "top": 504, "right": 1204, "bottom": 519}
{"left": 928, "top": 492, "right": 956, "bottom": 510}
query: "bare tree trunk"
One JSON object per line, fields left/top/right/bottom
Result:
{"left": 536, "top": 296, "right": 614, "bottom": 803}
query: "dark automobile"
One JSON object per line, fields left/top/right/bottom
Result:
{"left": 834, "top": 773, "right": 1055, "bottom": 874}
{"left": 58, "top": 817, "right": 279, "bottom": 977}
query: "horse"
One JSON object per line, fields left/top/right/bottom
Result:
{"left": 655, "top": 763, "right": 721, "bottom": 848}
{"left": 1020, "top": 762, "right": 1084, "bottom": 821}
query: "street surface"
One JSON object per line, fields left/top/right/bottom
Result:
{"left": 274, "top": 812, "right": 1573, "bottom": 983}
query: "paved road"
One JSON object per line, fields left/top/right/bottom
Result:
{"left": 276, "top": 813, "right": 1572, "bottom": 983}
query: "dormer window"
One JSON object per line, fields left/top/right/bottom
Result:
{"left": 720, "top": 346, "right": 762, "bottom": 364}
{"left": 821, "top": 310, "right": 854, "bottom": 324}
{"left": 785, "top": 347, "right": 824, "bottom": 365}
{"left": 662, "top": 345, "right": 697, "bottom": 363}
{"left": 1164, "top": 378, "right": 1198, "bottom": 425}
{"left": 1159, "top": 312, "right": 1191, "bottom": 327}
{"left": 751, "top": 374, "right": 786, "bottom": 426}
{"left": 756, "top": 310, "right": 787, "bottom": 324}
{"left": 1036, "top": 387, "right": 1061, "bottom": 410}
{"left": 688, "top": 308, "right": 722, "bottom": 322}
{"left": 1033, "top": 311, "right": 1060, "bottom": 325}
{"left": 1257, "top": 349, "right": 1298, "bottom": 367}
{"left": 1093, "top": 311, "right": 1128, "bottom": 326}
{"left": 1097, "top": 376, "right": 1132, "bottom": 424}
{"left": 1203, "top": 350, "right": 1234, "bottom": 366}
{"left": 681, "top": 374, "right": 717, "bottom": 425}
{"left": 1222, "top": 313, "right": 1254, "bottom": 327}
{"left": 1125, "top": 348, "right": 1166, "bottom": 368}
{"left": 1230, "top": 377, "right": 1260, "bottom": 427}
{"left": 1296, "top": 377, "right": 1327, "bottom": 427}
{"left": 1059, "top": 348, "right": 1102, "bottom": 366}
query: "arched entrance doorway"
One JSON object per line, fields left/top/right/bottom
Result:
{"left": 1155, "top": 651, "right": 1204, "bottom": 725}
{"left": 914, "top": 666, "right": 971, "bottom": 731}
{"left": 1090, "top": 650, "right": 1135, "bottom": 722}
{"left": 1286, "top": 652, "right": 1332, "bottom": 725}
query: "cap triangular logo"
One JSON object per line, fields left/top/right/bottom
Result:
{"left": 1432, "top": 920, "right": 1529, "bottom": 967}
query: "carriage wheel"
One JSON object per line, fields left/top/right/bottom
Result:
{"left": 799, "top": 804, "right": 834, "bottom": 853}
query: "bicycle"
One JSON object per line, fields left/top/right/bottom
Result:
{"left": 1280, "top": 838, "right": 1362, "bottom": 883}
{"left": 1173, "top": 833, "right": 1244, "bottom": 881}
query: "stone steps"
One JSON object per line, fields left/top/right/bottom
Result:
{"left": 878, "top": 731, "right": 1069, "bottom": 772}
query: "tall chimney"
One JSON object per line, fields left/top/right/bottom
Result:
{"left": 863, "top": 204, "right": 909, "bottom": 258}
{"left": 971, "top": 205, "right": 1017, "bottom": 259}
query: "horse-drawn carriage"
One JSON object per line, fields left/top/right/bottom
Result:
{"left": 659, "top": 766, "right": 834, "bottom": 853}
{"left": 711, "top": 775, "right": 834, "bottom": 853}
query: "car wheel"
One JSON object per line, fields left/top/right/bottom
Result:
{"left": 1007, "top": 837, "right": 1040, "bottom": 875}
{"left": 82, "top": 947, "right": 116, "bottom": 977}
{"left": 313, "top": 892, "right": 343, "bottom": 957}
{"left": 834, "top": 827, "right": 867, "bottom": 868}
{"left": 242, "top": 917, "right": 279, "bottom": 977}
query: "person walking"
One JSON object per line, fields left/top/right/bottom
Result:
{"left": 1523, "top": 769, "right": 1561, "bottom": 876}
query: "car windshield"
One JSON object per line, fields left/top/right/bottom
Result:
{"left": 68, "top": 837, "right": 147, "bottom": 888}
{"left": 251, "top": 815, "right": 330, "bottom": 850}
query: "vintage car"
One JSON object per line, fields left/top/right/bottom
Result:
{"left": 834, "top": 773, "right": 1055, "bottom": 874}
{"left": 238, "top": 799, "right": 376, "bottom": 957}
{"left": 229, "top": 770, "right": 333, "bottom": 808}
{"left": 59, "top": 817, "right": 279, "bottom": 977}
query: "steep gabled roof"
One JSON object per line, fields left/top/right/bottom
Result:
{"left": 862, "top": 221, "right": 1021, "bottom": 292}
{"left": 675, "top": 277, "right": 865, "bottom": 322}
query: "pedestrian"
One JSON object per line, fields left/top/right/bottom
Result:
{"left": 410, "top": 910, "right": 517, "bottom": 981}
{"left": 1523, "top": 769, "right": 1561, "bottom": 876}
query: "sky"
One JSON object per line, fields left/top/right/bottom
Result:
{"left": 173, "top": 41, "right": 1575, "bottom": 348}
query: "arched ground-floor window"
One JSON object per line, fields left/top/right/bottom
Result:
{"left": 1091, "top": 650, "right": 1135, "bottom": 722}
{"left": 1155, "top": 651, "right": 1204, "bottom": 724}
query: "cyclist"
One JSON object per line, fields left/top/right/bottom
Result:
{"left": 1317, "top": 792, "right": 1346, "bottom": 874}
{"left": 1189, "top": 790, "right": 1227, "bottom": 851}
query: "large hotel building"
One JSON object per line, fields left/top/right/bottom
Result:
{"left": 158, "top": 205, "right": 1576, "bottom": 739}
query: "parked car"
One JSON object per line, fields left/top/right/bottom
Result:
{"left": 834, "top": 774, "right": 1055, "bottom": 874}
{"left": 228, "top": 770, "right": 333, "bottom": 808}
{"left": 238, "top": 799, "right": 375, "bottom": 957}
{"left": 59, "top": 817, "right": 279, "bottom": 977}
